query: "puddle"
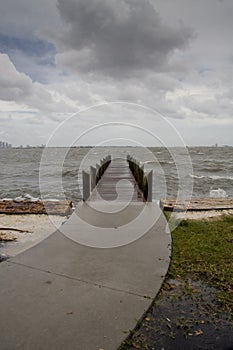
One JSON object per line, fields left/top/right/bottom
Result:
{"left": 121, "top": 279, "right": 233, "bottom": 350}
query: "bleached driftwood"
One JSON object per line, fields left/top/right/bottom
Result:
{"left": 160, "top": 198, "right": 233, "bottom": 211}
{"left": 0, "top": 200, "right": 73, "bottom": 216}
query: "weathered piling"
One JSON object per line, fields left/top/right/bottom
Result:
{"left": 96, "top": 155, "right": 111, "bottom": 185}
{"left": 127, "top": 155, "right": 153, "bottom": 202}
{"left": 82, "top": 155, "right": 111, "bottom": 201}
{"left": 96, "top": 163, "right": 100, "bottom": 181}
{"left": 82, "top": 171, "right": 90, "bottom": 201}
{"left": 90, "top": 166, "right": 96, "bottom": 191}
{"left": 147, "top": 170, "right": 153, "bottom": 202}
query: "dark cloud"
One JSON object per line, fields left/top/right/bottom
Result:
{"left": 0, "top": 0, "right": 58, "bottom": 39}
{"left": 54, "top": 0, "right": 193, "bottom": 77}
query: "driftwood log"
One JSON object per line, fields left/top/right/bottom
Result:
{"left": 0, "top": 200, "right": 73, "bottom": 216}
{"left": 160, "top": 198, "right": 233, "bottom": 211}
{"left": 0, "top": 227, "right": 31, "bottom": 233}
{"left": 0, "top": 233, "right": 17, "bottom": 242}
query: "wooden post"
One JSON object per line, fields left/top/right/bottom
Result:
{"left": 139, "top": 165, "right": 144, "bottom": 190}
{"left": 127, "top": 156, "right": 153, "bottom": 202}
{"left": 90, "top": 166, "right": 96, "bottom": 191}
{"left": 96, "top": 164, "right": 100, "bottom": 184}
{"left": 135, "top": 161, "right": 140, "bottom": 184}
{"left": 147, "top": 170, "right": 153, "bottom": 202}
{"left": 82, "top": 171, "right": 90, "bottom": 201}
{"left": 142, "top": 174, "right": 148, "bottom": 201}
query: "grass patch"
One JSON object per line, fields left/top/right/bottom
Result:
{"left": 168, "top": 215, "right": 233, "bottom": 311}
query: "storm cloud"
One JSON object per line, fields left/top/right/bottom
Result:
{"left": 53, "top": 0, "right": 193, "bottom": 77}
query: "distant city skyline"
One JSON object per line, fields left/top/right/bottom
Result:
{"left": 0, "top": 140, "right": 12, "bottom": 148}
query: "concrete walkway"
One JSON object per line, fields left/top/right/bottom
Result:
{"left": 0, "top": 159, "right": 171, "bottom": 350}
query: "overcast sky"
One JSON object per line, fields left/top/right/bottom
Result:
{"left": 0, "top": 0, "right": 232, "bottom": 146}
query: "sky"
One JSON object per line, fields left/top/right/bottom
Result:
{"left": 0, "top": 0, "right": 232, "bottom": 147}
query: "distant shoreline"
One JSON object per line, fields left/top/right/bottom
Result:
{"left": 1, "top": 145, "right": 233, "bottom": 149}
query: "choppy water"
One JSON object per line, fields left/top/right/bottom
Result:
{"left": 0, "top": 146, "right": 232, "bottom": 204}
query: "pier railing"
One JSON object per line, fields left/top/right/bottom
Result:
{"left": 96, "top": 156, "right": 112, "bottom": 184}
{"left": 127, "top": 155, "right": 153, "bottom": 202}
{"left": 82, "top": 155, "right": 111, "bottom": 201}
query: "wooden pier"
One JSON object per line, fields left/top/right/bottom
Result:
{"left": 83, "top": 155, "right": 153, "bottom": 202}
{"left": 90, "top": 158, "right": 144, "bottom": 202}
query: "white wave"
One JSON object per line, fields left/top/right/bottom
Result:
{"left": 14, "top": 194, "right": 39, "bottom": 202}
{"left": 209, "top": 188, "right": 227, "bottom": 198}
{"left": 143, "top": 160, "right": 157, "bottom": 164}
{"left": 13, "top": 194, "right": 65, "bottom": 202}
{"left": 143, "top": 160, "right": 174, "bottom": 165}
{"left": 208, "top": 175, "right": 233, "bottom": 180}
{"left": 189, "top": 174, "right": 233, "bottom": 180}
{"left": 152, "top": 199, "right": 160, "bottom": 205}
{"left": 189, "top": 174, "right": 205, "bottom": 179}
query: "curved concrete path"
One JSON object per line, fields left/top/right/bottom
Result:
{"left": 0, "top": 203, "right": 171, "bottom": 350}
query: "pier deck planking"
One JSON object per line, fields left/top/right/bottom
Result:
{"left": 90, "top": 158, "right": 144, "bottom": 202}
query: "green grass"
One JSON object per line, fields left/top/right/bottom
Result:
{"left": 167, "top": 215, "right": 233, "bottom": 310}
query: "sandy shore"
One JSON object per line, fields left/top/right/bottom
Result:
{"left": 0, "top": 214, "right": 66, "bottom": 258}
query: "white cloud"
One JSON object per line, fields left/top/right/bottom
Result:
{"left": 0, "top": 54, "right": 77, "bottom": 115}
{"left": 0, "top": 54, "right": 33, "bottom": 101}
